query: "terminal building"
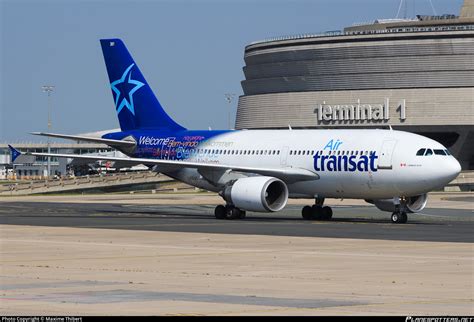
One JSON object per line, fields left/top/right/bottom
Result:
{"left": 0, "top": 128, "right": 151, "bottom": 180}
{"left": 236, "top": 0, "right": 474, "bottom": 170}
{"left": 0, "top": 142, "right": 115, "bottom": 180}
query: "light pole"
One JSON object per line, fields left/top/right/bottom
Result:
{"left": 224, "top": 93, "right": 236, "bottom": 130}
{"left": 42, "top": 85, "right": 55, "bottom": 179}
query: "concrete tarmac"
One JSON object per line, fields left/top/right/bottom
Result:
{"left": 0, "top": 192, "right": 473, "bottom": 315}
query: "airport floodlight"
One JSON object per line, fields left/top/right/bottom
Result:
{"left": 42, "top": 85, "right": 55, "bottom": 179}
{"left": 225, "top": 93, "right": 236, "bottom": 129}
{"left": 225, "top": 93, "right": 236, "bottom": 104}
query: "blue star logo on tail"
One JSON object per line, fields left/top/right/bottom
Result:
{"left": 110, "top": 63, "right": 145, "bottom": 115}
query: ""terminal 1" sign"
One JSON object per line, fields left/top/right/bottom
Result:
{"left": 314, "top": 98, "right": 406, "bottom": 123}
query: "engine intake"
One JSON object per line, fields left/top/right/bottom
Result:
{"left": 222, "top": 176, "right": 288, "bottom": 212}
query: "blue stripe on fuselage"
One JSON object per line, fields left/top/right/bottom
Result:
{"left": 103, "top": 130, "right": 233, "bottom": 160}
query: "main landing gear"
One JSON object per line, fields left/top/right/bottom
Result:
{"left": 301, "top": 197, "right": 333, "bottom": 221}
{"left": 214, "top": 204, "right": 246, "bottom": 220}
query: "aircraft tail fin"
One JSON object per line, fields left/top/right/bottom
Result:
{"left": 8, "top": 145, "right": 35, "bottom": 164}
{"left": 100, "top": 38, "right": 186, "bottom": 132}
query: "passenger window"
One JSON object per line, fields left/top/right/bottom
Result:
{"left": 425, "top": 149, "right": 433, "bottom": 156}
{"left": 416, "top": 148, "right": 426, "bottom": 156}
{"left": 434, "top": 149, "right": 446, "bottom": 155}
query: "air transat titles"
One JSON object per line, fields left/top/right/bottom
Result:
{"left": 313, "top": 153, "right": 378, "bottom": 172}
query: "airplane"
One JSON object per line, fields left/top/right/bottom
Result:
{"left": 9, "top": 38, "right": 461, "bottom": 224}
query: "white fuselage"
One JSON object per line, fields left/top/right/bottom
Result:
{"left": 167, "top": 129, "right": 461, "bottom": 200}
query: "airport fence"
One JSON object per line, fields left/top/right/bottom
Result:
{"left": 0, "top": 171, "right": 172, "bottom": 196}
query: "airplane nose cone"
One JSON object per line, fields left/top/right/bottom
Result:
{"left": 452, "top": 158, "right": 462, "bottom": 177}
{"left": 443, "top": 157, "right": 462, "bottom": 183}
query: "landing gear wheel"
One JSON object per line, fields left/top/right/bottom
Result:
{"left": 391, "top": 212, "right": 399, "bottom": 223}
{"left": 302, "top": 206, "right": 312, "bottom": 220}
{"left": 311, "top": 205, "right": 323, "bottom": 220}
{"left": 321, "top": 206, "right": 333, "bottom": 220}
{"left": 400, "top": 212, "right": 408, "bottom": 223}
{"left": 391, "top": 211, "right": 408, "bottom": 224}
{"left": 214, "top": 205, "right": 226, "bottom": 219}
{"left": 225, "top": 206, "right": 245, "bottom": 220}
{"left": 226, "top": 206, "right": 239, "bottom": 220}
{"left": 302, "top": 202, "right": 333, "bottom": 221}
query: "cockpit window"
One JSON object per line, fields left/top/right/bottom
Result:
{"left": 434, "top": 149, "right": 446, "bottom": 155}
{"left": 416, "top": 148, "right": 426, "bottom": 156}
{"left": 425, "top": 149, "right": 433, "bottom": 156}
{"left": 445, "top": 149, "right": 451, "bottom": 156}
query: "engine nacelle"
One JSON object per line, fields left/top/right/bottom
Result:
{"left": 367, "top": 194, "right": 428, "bottom": 213}
{"left": 222, "top": 176, "right": 288, "bottom": 212}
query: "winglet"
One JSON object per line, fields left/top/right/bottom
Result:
{"left": 8, "top": 145, "right": 21, "bottom": 163}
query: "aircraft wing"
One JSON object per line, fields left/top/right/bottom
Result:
{"left": 8, "top": 146, "right": 319, "bottom": 182}
{"left": 30, "top": 132, "right": 136, "bottom": 148}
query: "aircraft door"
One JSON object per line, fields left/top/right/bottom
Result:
{"left": 280, "top": 146, "right": 289, "bottom": 166}
{"left": 378, "top": 139, "right": 397, "bottom": 170}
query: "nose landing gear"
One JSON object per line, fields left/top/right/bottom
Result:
{"left": 391, "top": 197, "right": 409, "bottom": 224}
{"left": 391, "top": 211, "right": 408, "bottom": 224}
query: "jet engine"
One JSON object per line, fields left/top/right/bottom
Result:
{"left": 367, "top": 194, "right": 428, "bottom": 213}
{"left": 222, "top": 176, "right": 288, "bottom": 212}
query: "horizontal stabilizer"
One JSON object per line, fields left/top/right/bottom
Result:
{"left": 8, "top": 145, "right": 36, "bottom": 164}
{"left": 30, "top": 132, "right": 136, "bottom": 148}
